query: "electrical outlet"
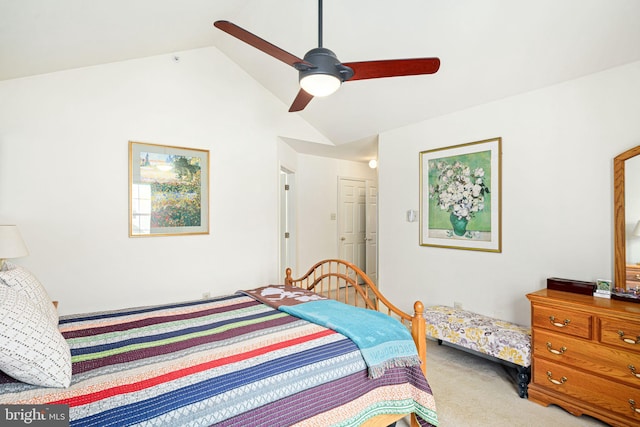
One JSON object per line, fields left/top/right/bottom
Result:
{"left": 454, "top": 301, "right": 463, "bottom": 310}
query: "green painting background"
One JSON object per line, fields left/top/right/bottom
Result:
{"left": 428, "top": 150, "right": 492, "bottom": 231}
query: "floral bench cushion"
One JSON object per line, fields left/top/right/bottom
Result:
{"left": 425, "top": 305, "right": 531, "bottom": 367}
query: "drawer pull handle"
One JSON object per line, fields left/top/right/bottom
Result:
{"left": 629, "top": 399, "right": 640, "bottom": 414}
{"left": 546, "top": 342, "right": 567, "bottom": 355}
{"left": 546, "top": 371, "right": 567, "bottom": 385}
{"left": 549, "top": 316, "right": 570, "bottom": 328}
{"left": 628, "top": 365, "right": 640, "bottom": 379}
{"left": 618, "top": 331, "right": 640, "bottom": 345}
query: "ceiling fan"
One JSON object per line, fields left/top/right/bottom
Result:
{"left": 214, "top": 0, "right": 440, "bottom": 112}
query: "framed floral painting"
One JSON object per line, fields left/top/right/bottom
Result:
{"left": 419, "top": 137, "right": 502, "bottom": 252}
{"left": 129, "top": 141, "right": 209, "bottom": 237}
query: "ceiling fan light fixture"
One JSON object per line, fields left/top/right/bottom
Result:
{"left": 300, "top": 73, "right": 341, "bottom": 97}
{"left": 297, "top": 47, "right": 347, "bottom": 97}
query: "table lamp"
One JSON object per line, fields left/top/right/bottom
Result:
{"left": 0, "top": 225, "right": 29, "bottom": 270}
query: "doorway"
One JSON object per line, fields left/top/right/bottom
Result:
{"left": 338, "top": 177, "right": 378, "bottom": 283}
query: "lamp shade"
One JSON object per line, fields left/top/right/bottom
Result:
{"left": 0, "top": 225, "right": 29, "bottom": 259}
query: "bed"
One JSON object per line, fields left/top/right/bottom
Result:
{"left": 0, "top": 259, "right": 437, "bottom": 427}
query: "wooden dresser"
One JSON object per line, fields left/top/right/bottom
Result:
{"left": 527, "top": 289, "right": 640, "bottom": 426}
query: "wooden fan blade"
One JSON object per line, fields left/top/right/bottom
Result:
{"left": 214, "top": 20, "right": 311, "bottom": 68}
{"left": 342, "top": 58, "right": 440, "bottom": 81}
{"left": 289, "top": 89, "right": 314, "bottom": 112}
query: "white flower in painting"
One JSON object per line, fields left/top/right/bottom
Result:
{"left": 429, "top": 160, "right": 490, "bottom": 221}
{"left": 453, "top": 206, "right": 469, "bottom": 218}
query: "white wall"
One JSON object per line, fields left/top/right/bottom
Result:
{"left": 0, "top": 46, "right": 327, "bottom": 315}
{"left": 378, "top": 60, "right": 640, "bottom": 326}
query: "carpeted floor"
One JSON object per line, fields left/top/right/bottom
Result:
{"left": 398, "top": 340, "right": 609, "bottom": 427}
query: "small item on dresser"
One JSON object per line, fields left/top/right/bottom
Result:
{"left": 593, "top": 279, "right": 612, "bottom": 298}
{"left": 611, "top": 287, "right": 640, "bottom": 303}
{"left": 546, "top": 277, "right": 596, "bottom": 295}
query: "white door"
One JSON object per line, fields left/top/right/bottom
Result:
{"left": 279, "top": 168, "right": 296, "bottom": 282}
{"left": 365, "top": 180, "right": 378, "bottom": 284}
{"left": 338, "top": 178, "right": 366, "bottom": 272}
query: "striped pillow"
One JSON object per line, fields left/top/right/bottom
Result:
{"left": 0, "top": 286, "right": 71, "bottom": 387}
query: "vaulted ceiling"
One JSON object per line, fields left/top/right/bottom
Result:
{"left": 2, "top": 0, "right": 639, "bottom": 155}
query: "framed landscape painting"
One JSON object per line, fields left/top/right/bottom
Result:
{"left": 419, "top": 137, "right": 502, "bottom": 252}
{"left": 129, "top": 141, "right": 209, "bottom": 237}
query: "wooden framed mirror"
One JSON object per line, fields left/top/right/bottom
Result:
{"left": 614, "top": 145, "right": 640, "bottom": 290}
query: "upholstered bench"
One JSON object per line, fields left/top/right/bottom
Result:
{"left": 425, "top": 305, "right": 532, "bottom": 398}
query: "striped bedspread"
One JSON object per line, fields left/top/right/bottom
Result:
{"left": 0, "top": 293, "right": 438, "bottom": 426}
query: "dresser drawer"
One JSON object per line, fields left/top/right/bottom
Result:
{"left": 532, "top": 305, "right": 592, "bottom": 339}
{"left": 533, "top": 358, "right": 640, "bottom": 423}
{"left": 601, "top": 317, "right": 640, "bottom": 353}
{"left": 626, "top": 265, "right": 640, "bottom": 287}
{"left": 533, "top": 329, "right": 640, "bottom": 388}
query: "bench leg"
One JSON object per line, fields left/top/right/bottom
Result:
{"left": 516, "top": 365, "right": 531, "bottom": 398}
{"left": 430, "top": 330, "right": 531, "bottom": 399}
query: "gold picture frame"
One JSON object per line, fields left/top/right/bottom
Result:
{"left": 129, "top": 141, "right": 209, "bottom": 237}
{"left": 420, "top": 137, "right": 502, "bottom": 252}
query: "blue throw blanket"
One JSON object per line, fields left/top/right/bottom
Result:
{"left": 242, "top": 285, "right": 421, "bottom": 378}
